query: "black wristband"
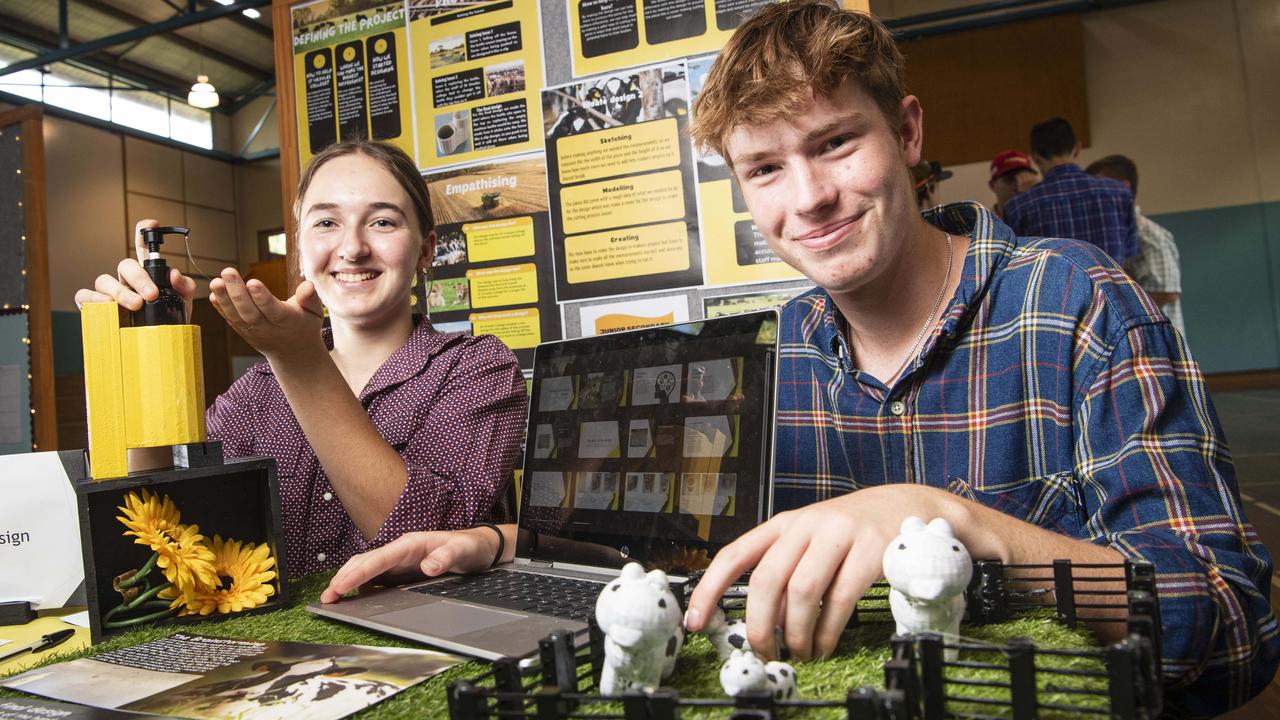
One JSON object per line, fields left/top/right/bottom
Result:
{"left": 475, "top": 522, "right": 505, "bottom": 568}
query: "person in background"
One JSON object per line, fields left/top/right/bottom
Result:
{"left": 987, "top": 149, "right": 1039, "bottom": 219}
{"left": 75, "top": 140, "right": 528, "bottom": 575}
{"left": 1086, "top": 154, "right": 1185, "bottom": 336}
{"left": 1002, "top": 117, "right": 1138, "bottom": 265}
{"left": 910, "top": 159, "right": 951, "bottom": 211}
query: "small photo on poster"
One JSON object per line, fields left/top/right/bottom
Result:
{"left": 632, "top": 364, "right": 682, "bottom": 406}
{"left": 683, "top": 358, "right": 741, "bottom": 402}
{"left": 486, "top": 59, "right": 526, "bottom": 98}
{"left": 627, "top": 418, "right": 653, "bottom": 458}
{"left": 434, "top": 111, "right": 472, "bottom": 156}
{"left": 533, "top": 423, "right": 554, "bottom": 459}
{"left": 579, "top": 371, "right": 625, "bottom": 409}
{"left": 538, "top": 375, "right": 576, "bottom": 412}
{"left": 624, "top": 472, "right": 671, "bottom": 512}
{"left": 432, "top": 227, "right": 468, "bottom": 266}
{"left": 578, "top": 420, "right": 620, "bottom": 458}
{"left": 575, "top": 472, "right": 619, "bottom": 510}
{"left": 683, "top": 415, "right": 738, "bottom": 458}
{"left": 431, "top": 319, "right": 472, "bottom": 334}
{"left": 543, "top": 68, "right": 685, "bottom": 139}
{"left": 426, "top": 278, "right": 471, "bottom": 313}
{"left": 429, "top": 35, "right": 466, "bottom": 69}
{"left": 530, "top": 471, "right": 569, "bottom": 508}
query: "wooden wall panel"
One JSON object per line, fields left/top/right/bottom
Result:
{"left": 900, "top": 13, "right": 1090, "bottom": 168}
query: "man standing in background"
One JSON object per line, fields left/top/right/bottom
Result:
{"left": 1087, "top": 154, "right": 1185, "bottom": 336}
{"left": 1003, "top": 117, "right": 1137, "bottom": 264}
{"left": 987, "top": 149, "right": 1038, "bottom": 219}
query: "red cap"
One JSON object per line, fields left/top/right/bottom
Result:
{"left": 989, "top": 150, "right": 1034, "bottom": 182}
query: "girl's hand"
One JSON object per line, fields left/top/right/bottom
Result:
{"left": 73, "top": 219, "right": 196, "bottom": 320}
{"left": 320, "top": 528, "right": 503, "bottom": 603}
{"left": 208, "top": 267, "right": 325, "bottom": 363}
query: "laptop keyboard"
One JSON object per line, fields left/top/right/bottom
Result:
{"left": 409, "top": 570, "right": 604, "bottom": 622}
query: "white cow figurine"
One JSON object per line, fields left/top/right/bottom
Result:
{"left": 699, "top": 606, "right": 788, "bottom": 661}
{"left": 595, "top": 562, "right": 684, "bottom": 695}
{"left": 719, "top": 649, "right": 798, "bottom": 700}
{"left": 882, "top": 516, "right": 973, "bottom": 660}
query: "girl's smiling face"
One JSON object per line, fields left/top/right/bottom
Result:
{"left": 297, "top": 152, "right": 433, "bottom": 329}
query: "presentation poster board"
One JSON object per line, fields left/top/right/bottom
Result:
{"left": 424, "top": 153, "right": 560, "bottom": 367}
{"left": 543, "top": 61, "right": 703, "bottom": 303}
{"left": 409, "top": 0, "right": 546, "bottom": 170}
{"left": 565, "top": 1, "right": 868, "bottom": 79}
{"left": 686, "top": 54, "right": 803, "bottom": 287}
{"left": 291, "top": 0, "right": 415, "bottom": 166}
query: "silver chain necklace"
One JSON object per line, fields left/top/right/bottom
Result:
{"left": 887, "top": 232, "right": 952, "bottom": 386}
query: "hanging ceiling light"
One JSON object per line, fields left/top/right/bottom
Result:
{"left": 188, "top": 75, "right": 219, "bottom": 109}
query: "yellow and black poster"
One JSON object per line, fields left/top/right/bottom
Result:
{"left": 409, "top": 0, "right": 545, "bottom": 170}
{"left": 687, "top": 54, "right": 802, "bottom": 286}
{"left": 424, "top": 154, "right": 560, "bottom": 368}
{"left": 543, "top": 61, "right": 703, "bottom": 302}
{"left": 566, "top": 1, "right": 867, "bottom": 79}
{"left": 291, "top": 0, "right": 415, "bottom": 166}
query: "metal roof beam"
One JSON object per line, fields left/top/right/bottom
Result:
{"left": 0, "top": 0, "right": 269, "bottom": 79}
{"left": 0, "top": 15, "right": 194, "bottom": 98}
{"left": 72, "top": 0, "right": 273, "bottom": 82}
{"left": 195, "top": 0, "right": 274, "bottom": 41}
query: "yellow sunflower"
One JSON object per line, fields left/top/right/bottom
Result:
{"left": 154, "top": 523, "right": 219, "bottom": 603}
{"left": 173, "top": 535, "right": 277, "bottom": 616}
{"left": 116, "top": 489, "right": 181, "bottom": 551}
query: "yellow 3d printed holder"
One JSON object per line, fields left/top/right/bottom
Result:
{"left": 80, "top": 302, "right": 206, "bottom": 480}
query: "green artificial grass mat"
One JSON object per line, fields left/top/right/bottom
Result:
{"left": 1, "top": 575, "right": 1111, "bottom": 719}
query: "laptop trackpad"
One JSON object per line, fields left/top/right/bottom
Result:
{"left": 374, "top": 601, "right": 525, "bottom": 638}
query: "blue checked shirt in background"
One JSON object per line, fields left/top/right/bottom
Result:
{"left": 774, "top": 203, "right": 1276, "bottom": 717}
{"left": 1003, "top": 163, "right": 1138, "bottom": 264}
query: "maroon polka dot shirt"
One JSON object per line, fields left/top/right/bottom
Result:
{"left": 206, "top": 318, "right": 527, "bottom": 575}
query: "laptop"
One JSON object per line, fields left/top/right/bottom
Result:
{"left": 307, "top": 310, "right": 780, "bottom": 660}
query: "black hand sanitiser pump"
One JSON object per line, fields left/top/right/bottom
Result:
{"left": 134, "top": 226, "right": 190, "bottom": 327}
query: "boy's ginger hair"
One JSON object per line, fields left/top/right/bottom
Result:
{"left": 690, "top": 0, "right": 906, "bottom": 163}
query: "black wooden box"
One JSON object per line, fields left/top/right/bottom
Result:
{"left": 71, "top": 454, "right": 289, "bottom": 643}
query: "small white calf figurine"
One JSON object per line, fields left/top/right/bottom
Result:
{"left": 719, "top": 649, "right": 798, "bottom": 700}
{"left": 700, "top": 606, "right": 787, "bottom": 661}
{"left": 595, "top": 562, "right": 684, "bottom": 695}
{"left": 882, "top": 516, "right": 973, "bottom": 660}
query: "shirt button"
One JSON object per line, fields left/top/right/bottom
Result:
{"left": 317, "top": 552, "right": 327, "bottom": 562}
{"left": 890, "top": 400, "right": 906, "bottom": 416}
{"left": 322, "top": 491, "right": 333, "bottom": 501}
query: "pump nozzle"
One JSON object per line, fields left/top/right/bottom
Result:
{"left": 139, "top": 226, "right": 189, "bottom": 259}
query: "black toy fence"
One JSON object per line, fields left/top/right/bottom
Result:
{"left": 447, "top": 559, "right": 1164, "bottom": 720}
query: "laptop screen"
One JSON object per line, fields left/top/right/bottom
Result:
{"left": 516, "top": 310, "right": 779, "bottom": 576}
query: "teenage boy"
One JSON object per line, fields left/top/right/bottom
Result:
{"left": 681, "top": 1, "right": 1274, "bottom": 715}
{"left": 322, "top": 2, "right": 1275, "bottom": 713}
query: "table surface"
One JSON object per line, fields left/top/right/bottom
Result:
{"left": 0, "top": 609, "right": 91, "bottom": 676}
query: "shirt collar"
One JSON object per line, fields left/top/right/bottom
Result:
{"left": 800, "top": 202, "right": 1016, "bottom": 369}
{"left": 255, "top": 315, "right": 456, "bottom": 398}
{"left": 1042, "top": 163, "right": 1082, "bottom": 181}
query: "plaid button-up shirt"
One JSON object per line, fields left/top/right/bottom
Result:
{"left": 1125, "top": 208, "right": 1185, "bottom": 336}
{"left": 774, "top": 203, "right": 1276, "bottom": 716}
{"left": 1003, "top": 163, "right": 1138, "bottom": 264}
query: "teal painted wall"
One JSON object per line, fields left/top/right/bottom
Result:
{"left": 52, "top": 311, "right": 82, "bottom": 377}
{"left": 1151, "top": 201, "right": 1280, "bottom": 374}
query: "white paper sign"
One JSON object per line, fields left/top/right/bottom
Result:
{"left": 0, "top": 452, "right": 85, "bottom": 608}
